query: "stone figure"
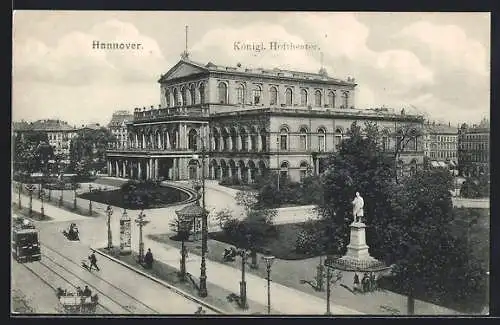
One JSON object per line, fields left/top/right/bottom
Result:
{"left": 352, "top": 192, "right": 364, "bottom": 223}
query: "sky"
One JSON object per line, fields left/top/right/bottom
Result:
{"left": 12, "top": 11, "right": 490, "bottom": 127}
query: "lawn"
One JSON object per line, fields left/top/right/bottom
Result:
{"left": 78, "top": 185, "right": 189, "bottom": 210}
{"left": 209, "top": 222, "right": 317, "bottom": 260}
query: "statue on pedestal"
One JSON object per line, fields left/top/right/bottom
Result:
{"left": 352, "top": 192, "right": 364, "bottom": 223}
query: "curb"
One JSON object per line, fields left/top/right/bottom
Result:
{"left": 92, "top": 247, "right": 225, "bottom": 315}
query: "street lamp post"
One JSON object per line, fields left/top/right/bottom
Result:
{"left": 325, "top": 266, "right": 331, "bottom": 315}
{"left": 88, "top": 184, "right": 93, "bottom": 215}
{"left": 135, "top": 210, "right": 149, "bottom": 263}
{"left": 26, "top": 184, "right": 36, "bottom": 216}
{"left": 17, "top": 182, "right": 22, "bottom": 208}
{"left": 262, "top": 253, "right": 275, "bottom": 314}
{"left": 59, "top": 184, "right": 64, "bottom": 207}
{"left": 276, "top": 136, "right": 280, "bottom": 191}
{"left": 193, "top": 134, "right": 208, "bottom": 298}
{"left": 73, "top": 183, "right": 78, "bottom": 210}
{"left": 106, "top": 205, "right": 114, "bottom": 250}
{"left": 238, "top": 249, "right": 249, "bottom": 309}
{"left": 40, "top": 189, "right": 46, "bottom": 218}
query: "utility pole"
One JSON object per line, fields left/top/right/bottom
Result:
{"left": 106, "top": 205, "right": 114, "bottom": 250}
{"left": 88, "top": 184, "right": 93, "bottom": 215}
{"left": 199, "top": 135, "right": 208, "bottom": 297}
{"left": 276, "top": 136, "right": 280, "bottom": 191}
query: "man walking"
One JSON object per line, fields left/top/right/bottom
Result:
{"left": 89, "top": 251, "right": 100, "bottom": 271}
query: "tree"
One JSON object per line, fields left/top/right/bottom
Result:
{"left": 214, "top": 208, "right": 233, "bottom": 230}
{"left": 317, "top": 121, "right": 397, "bottom": 258}
{"left": 388, "top": 169, "right": 487, "bottom": 313}
{"left": 69, "top": 127, "right": 116, "bottom": 169}
{"left": 391, "top": 121, "right": 424, "bottom": 182}
{"left": 13, "top": 131, "right": 54, "bottom": 174}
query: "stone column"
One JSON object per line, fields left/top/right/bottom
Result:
{"left": 237, "top": 134, "right": 242, "bottom": 151}
{"left": 123, "top": 161, "right": 127, "bottom": 178}
{"left": 237, "top": 166, "right": 242, "bottom": 180}
{"left": 228, "top": 166, "right": 232, "bottom": 178}
{"left": 155, "top": 159, "right": 159, "bottom": 180}
{"left": 138, "top": 161, "right": 142, "bottom": 180}
{"left": 257, "top": 133, "right": 262, "bottom": 151}
{"left": 142, "top": 134, "right": 146, "bottom": 149}
{"left": 219, "top": 135, "right": 224, "bottom": 151}
{"left": 115, "top": 161, "right": 120, "bottom": 177}
{"left": 135, "top": 134, "right": 138, "bottom": 148}
{"left": 247, "top": 168, "right": 252, "bottom": 183}
{"left": 146, "top": 160, "right": 150, "bottom": 180}
{"left": 165, "top": 132, "right": 170, "bottom": 149}
{"left": 107, "top": 161, "right": 111, "bottom": 175}
{"left": 173, "top": 158, "right": 178, "bottom": 180}
{"left": 247, "top": 134, "right": 252, "bottom": 151}
{"left": 176, "top": 131, "right": 179, "bottom": 150}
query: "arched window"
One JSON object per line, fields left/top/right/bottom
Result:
{"left": 218, "top": 82, "right": 228, "bottom": 104}
{"left": 236, "top": 83, "right": 245, "bottom": 104}
{"left": 280, "top": 161, "right": 289, "bottom": 180}
{"left": 314, "top": 90, "right": 322, "bottom": 107}
{"left": 299, "top": 161, "right": 309, "bottom": 181}
{"left": 165, "top": 89, "right": 171, "bottom": 107}
{"left": 300, "top": 89, "right": 308, "bottom": 106}
{"left": 299, "top": 128, "right": 307, "bottom": 151}
{"left": 181, "top": 87, "right": 188, "bottom": 106}
{"left": 285, "top": 88, "right": 293, "bottom": 106}
{"left": 342, "top": 92, "right": 349, "bottom": 108}
{"left": 188, "top": 129, "right": 198, "bottom": 151}
{"left": 270, "top": 86, "right": 278, "bottom": 105}
{"left": 174, "top": 88, "right": 180, "bottom": 106}
{"left": 334, "top": 128, "right": 343, "bottom": 149}
{"left": 253, "top": 85, "right": 262, "bottom": 105}
{"left": 328, "top": 91, "right": 335, "bottom": 108}
{"left": 240, "top": 128, "right": 248, "bottom": 151}
{"left": 318, "top": 128, "right": 326, "bottom": 152}
{"left": 199, "top": 83, "right": 205, "bottom": 104}
{"left": 279, "top": 127, "right": 288, "bottom": 151}
{"left": 190, "top": 84, "right": 196, "bottom": 105}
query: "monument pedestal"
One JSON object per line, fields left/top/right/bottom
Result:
{"left": 334, "top": 222, "right": 386, "bottom": 271}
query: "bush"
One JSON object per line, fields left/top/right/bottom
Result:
{"left": 219, "top": 176, "right": 243, "bottom": 186}
{"left": 294, "top": 219, "right": 325, "bottom": 255}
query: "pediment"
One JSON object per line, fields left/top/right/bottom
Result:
{"left": 161, "top": 60, "right": 208, "bottom": 82}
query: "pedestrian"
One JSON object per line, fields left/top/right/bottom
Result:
{"left": 369, "top": 272, "right": 377, "bottom": 291}
{"left": 353, "top": 273, "right": 360, "bottom": 292}
{"left": 88, "top": 251, "right": 100, "bottom": 271}
{"left": 76, "top": 286, "right": 83, "bottom": 296}
{"left": 144, "top": 248, "right": 154, "bottom": 269}
{"left": 82, "top": 285, "right": 92, "bottom": 297}
{"left": 362, "top": 273, "right": 369, "bottom": 293}
{"left": 194, "top": 306, "right": 206, "bottom": 315}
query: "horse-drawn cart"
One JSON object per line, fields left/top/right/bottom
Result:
{"left": 57, "top": 288, "right": 98, "bottom": 314}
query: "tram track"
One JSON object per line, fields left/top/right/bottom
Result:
{"left": 41, "top": 244, "right": 160, "bottom": 314}
{"left": 20, "top": 260, "right": 113, "bottom": 314}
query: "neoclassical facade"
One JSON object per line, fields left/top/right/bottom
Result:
{"left": 106, "top": 58, "right": 424, "bottom": 182}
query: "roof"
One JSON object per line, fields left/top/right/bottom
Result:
{"left": 14, "top": 119, "right": 77, "bottom": 132}
{"left": 108, "top": 111, "right": 134, "bottom": 127}
{"left": 160, "top": 58, "right": 355, "bottom": 86}
{"left": 424, "top": 123, "right": 458, "bottom": 135}
{"left": 82, "top": 123, "right": 101, "bottom": 130}
{"left": 175, "top": 203, "right": 207, "bottom": 217}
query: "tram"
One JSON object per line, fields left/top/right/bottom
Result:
{"left": 12, "top": 217, "right": 41, "bottom": 262}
